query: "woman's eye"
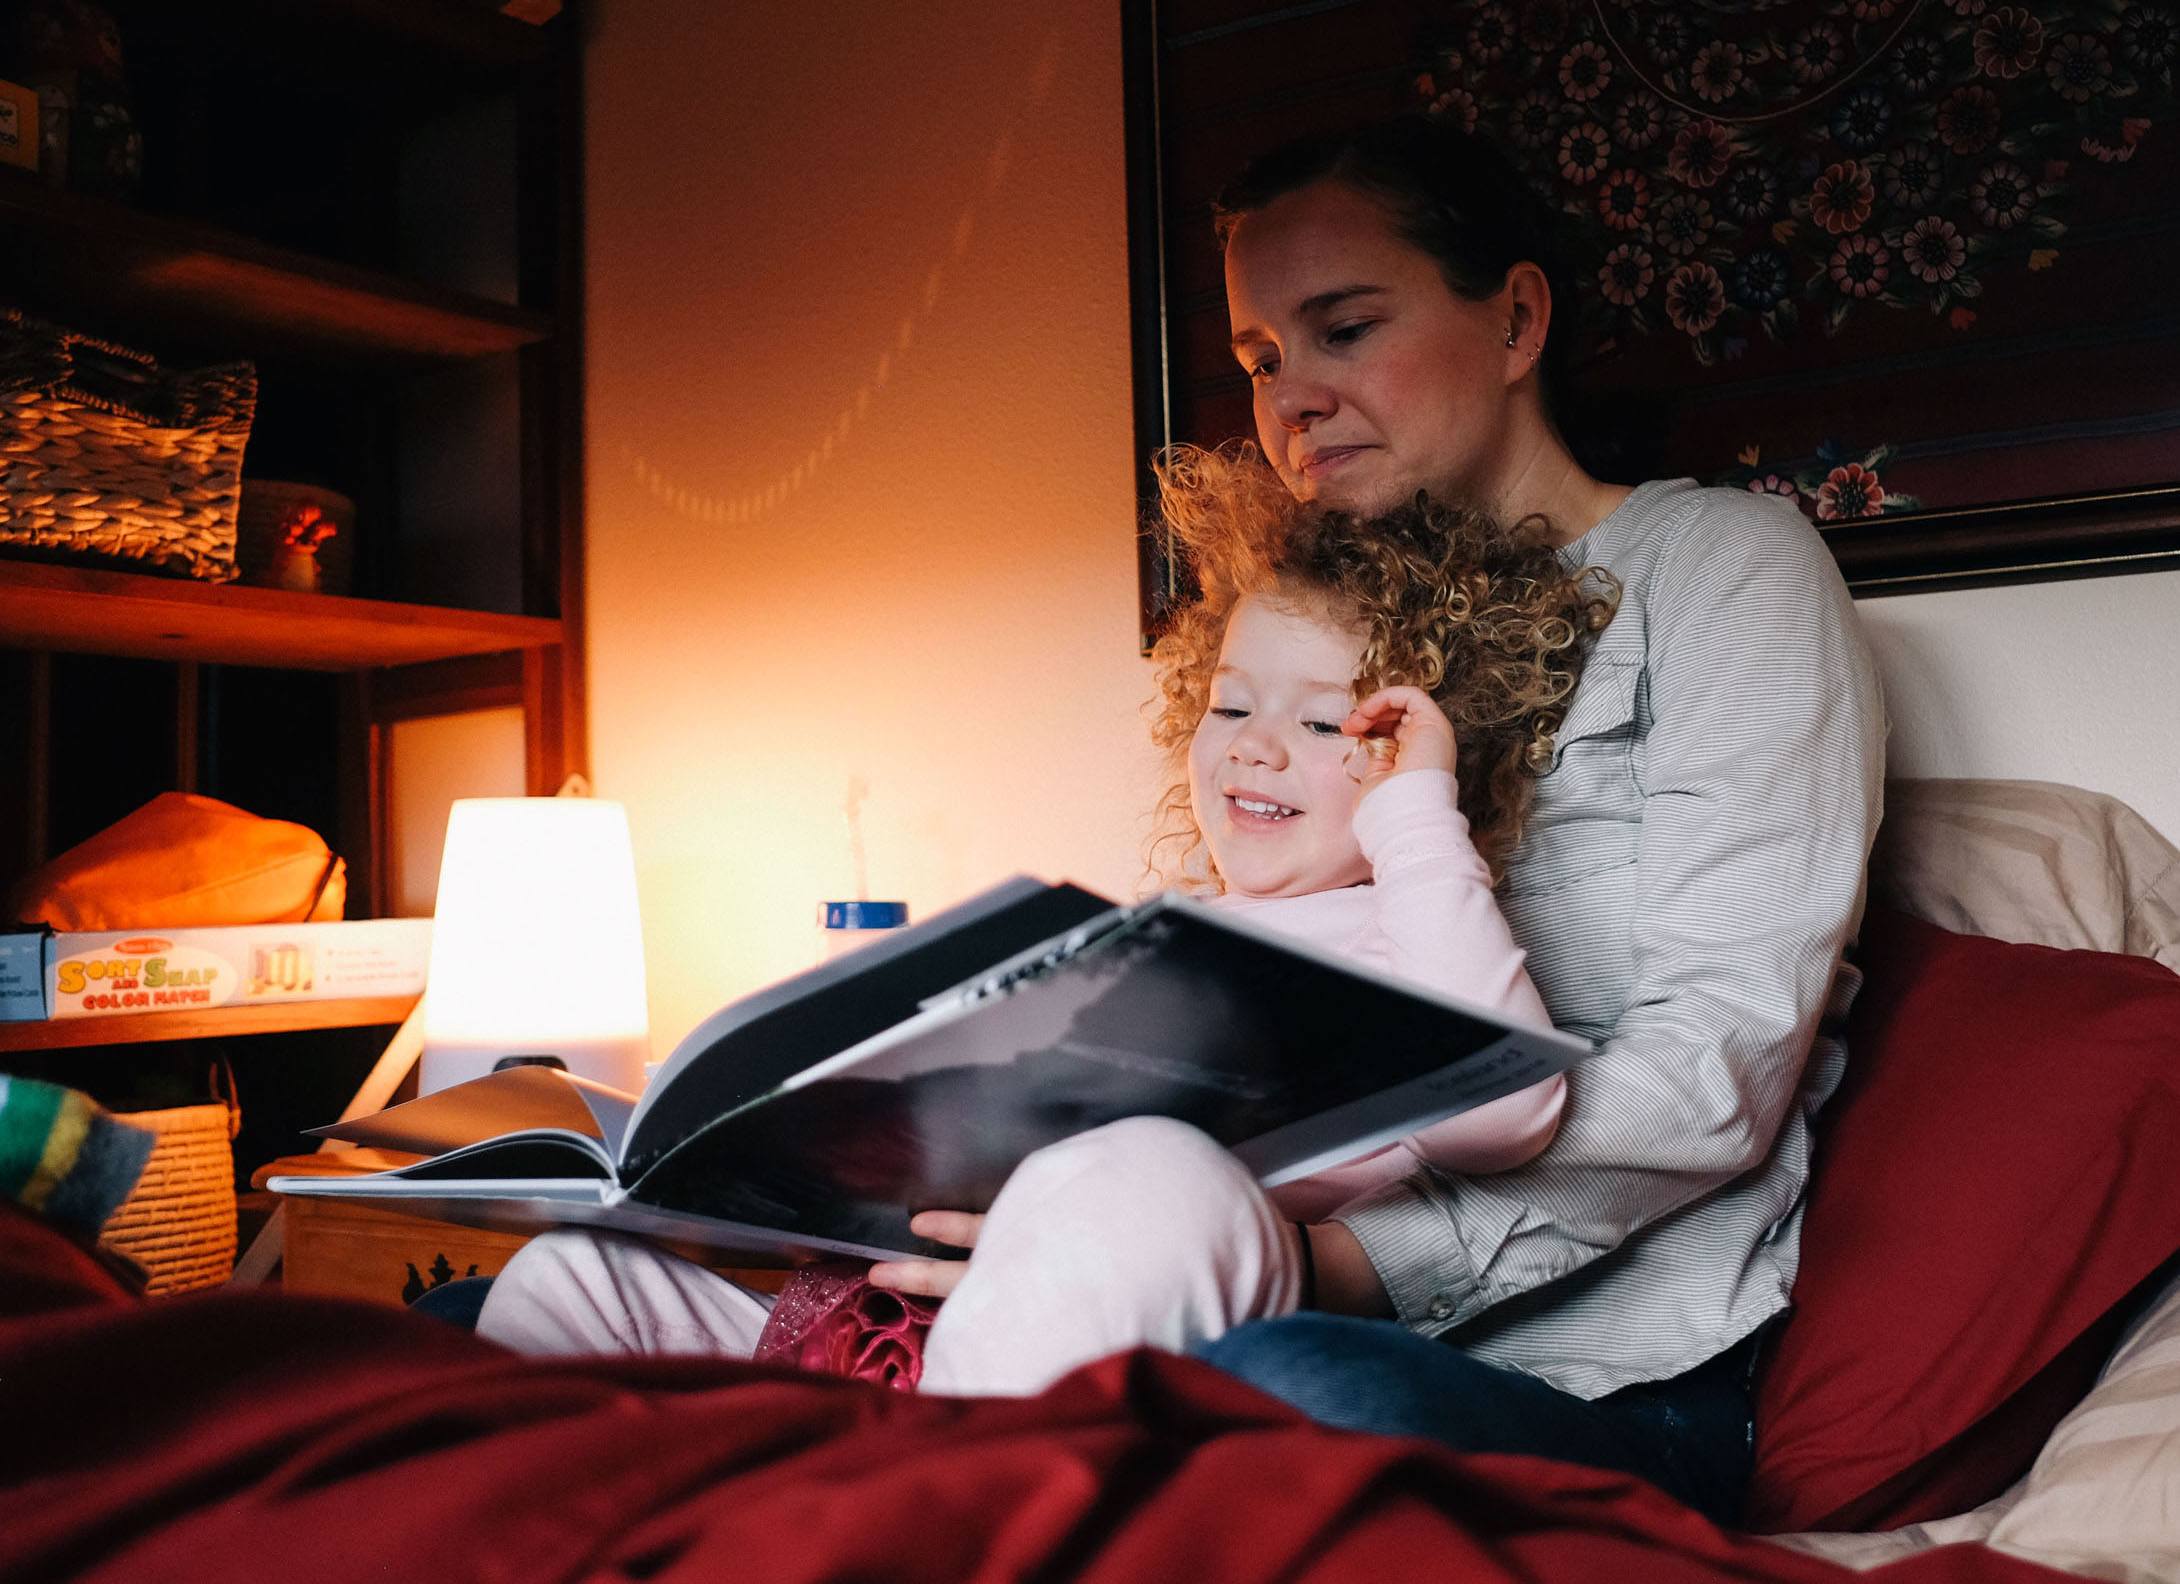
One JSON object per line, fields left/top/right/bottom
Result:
{"left": 1244, "top": 357, "right": 1278, "bottom": 383}
{"left": 1325, "top": 319, "right": 1376, "bottom": 346}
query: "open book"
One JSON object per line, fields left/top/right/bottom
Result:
{"left": 269, "top": 876, "right": 1590, "bottom": 1263}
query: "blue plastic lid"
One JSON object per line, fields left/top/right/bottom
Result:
{"left": 819, "top": 900, "right": 910, "bottom": 931}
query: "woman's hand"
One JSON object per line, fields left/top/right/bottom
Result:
{"left": 865, "top": 1210, "right": 985, "bottom": 1299}
{"left": 1344, "top": 685, "right": 1457, "bottom": 791}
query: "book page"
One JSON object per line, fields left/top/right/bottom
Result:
{"left": 306, "top": 1064, "right": 634, "bottom": 1164}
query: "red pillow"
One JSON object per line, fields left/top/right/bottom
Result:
{"left": 1747, "top": 906, "right": 2180, "bottom": 1533}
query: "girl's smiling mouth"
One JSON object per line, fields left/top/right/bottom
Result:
{"left": 1229, "top": 793, "right": 1302, "bottom": 822}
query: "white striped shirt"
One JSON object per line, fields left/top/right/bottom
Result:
{"left": 1334, "top": 478, "right": 1887, "bottom": 1399}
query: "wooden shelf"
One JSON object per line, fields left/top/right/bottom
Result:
{"left": 0, "top": 995, "right": 418, "bottom": 1051}
{"left": 0, "top": 180, "right": 553, "bottom": 366}
{"left": 0, "top": 559, "right": 560, "bottom": 670}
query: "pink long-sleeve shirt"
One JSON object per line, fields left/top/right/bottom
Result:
{"left": 1213, "top": 768, "right": 1565, "bottom": 1223}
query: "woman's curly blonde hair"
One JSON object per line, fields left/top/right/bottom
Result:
{"left": 1147, "top": 443, "right": 1619, "bottom": 890}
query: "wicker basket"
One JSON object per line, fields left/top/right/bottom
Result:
{"left": 0, "top": 307, "right": 256, "bottom": 582}
{"left": 100, "top": 1101, "right": 240, "bottom": 1295}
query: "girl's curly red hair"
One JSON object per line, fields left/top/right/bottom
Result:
{"left": 1147, "top": 443, "right": 1618, "bottom": 890}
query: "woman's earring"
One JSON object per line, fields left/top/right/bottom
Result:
{"left": 1504, "top": 325, "right": 1517, "bottom": 348}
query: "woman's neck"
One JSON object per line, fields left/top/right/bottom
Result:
{"left": 1479, "top": 408, "right": 1634, "bottom": 547}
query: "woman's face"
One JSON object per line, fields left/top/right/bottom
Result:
{"left": 1224, "top": 179, "right": 1520, "bottom": 513}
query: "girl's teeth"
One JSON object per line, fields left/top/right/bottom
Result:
{"left": 1235, "top": 797, "right": 1296, "bottom": 818}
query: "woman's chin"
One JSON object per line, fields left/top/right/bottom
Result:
{"left": 1292, "top": 469, "right": 1417, "bottom": 516}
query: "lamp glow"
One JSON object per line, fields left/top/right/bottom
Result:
{"left": 419, "top": 797, "right": 650, "bottom": 1095}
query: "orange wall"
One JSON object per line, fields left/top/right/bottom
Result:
{"left": 583, "top": 0, "right": 1160, "bottom": 1053}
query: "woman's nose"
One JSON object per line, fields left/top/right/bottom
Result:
{"left": 1263, "top": 365, "right": 1334, "bottom": 430}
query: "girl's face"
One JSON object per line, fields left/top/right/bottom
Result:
{"left": 1224, "top": 179, "right": 1520, "bottom": 514}
{"left": 1188, "top": 593, "right": 1372, "bottom": 899}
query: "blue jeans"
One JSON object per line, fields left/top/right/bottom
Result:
{"left": 1194, "top": 1314, "right": 1758, "bottom": 1527}
{"left": 407, "top": 1274, "right": 495, "bottom": 1329}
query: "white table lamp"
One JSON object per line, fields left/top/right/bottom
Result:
{"left": 418, "top": 796, "right": 650, "bottom": 1095}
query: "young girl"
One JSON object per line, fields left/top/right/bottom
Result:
{"left": 1154, "top": 445, "right": 1617, "bottom": 1217}
{"left": 478, "top": 455, "right": 1616, "bottom": 1394}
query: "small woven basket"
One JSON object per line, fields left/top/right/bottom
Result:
{"left": 101, "top": 1101, "right": 239, "bottom": 1295}
{"left": 0, "top": 307, "right": 256, "bottom": 582}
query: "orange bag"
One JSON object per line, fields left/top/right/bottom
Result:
{"left": 5, "top": 792, "right": 345, "bottom": 930}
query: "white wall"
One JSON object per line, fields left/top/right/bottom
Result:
{"left": 583, "top": 0, "right": 1160, "bottom": 1054}
{"left": 1859, "top": 569, "right": 2180, "bottom": 845}
{"left": 385, "top": 708, "right": 528, "bottom": 916}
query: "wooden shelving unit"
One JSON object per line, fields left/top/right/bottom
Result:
{"left": 0, "top": 2, "right": 584, "bottom": 1122}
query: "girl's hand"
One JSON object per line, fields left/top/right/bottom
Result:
{"left": 1344, "top": 685, "right": 1457, "bottom": 791}
{"left": 865, "top": 1210, "right": 985, "bottom": 1299}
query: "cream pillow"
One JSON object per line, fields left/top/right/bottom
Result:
{"left": 1980, "top": 1266, "right": 2180, "bottom": 1582}
{"left": 1872, "top": 779, "right": 2180, "bottom": 974}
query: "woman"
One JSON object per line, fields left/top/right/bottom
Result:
{"left": 1166, "top": 115, "right": 1887, "bottom": 1523}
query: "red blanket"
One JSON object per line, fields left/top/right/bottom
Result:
{"left": 0, "top": 1207, "right": 2069, "bottom": 1584}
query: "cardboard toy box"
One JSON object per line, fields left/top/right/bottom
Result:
{"left": 0, "top": 918, "right": 432, "bottom": 1021}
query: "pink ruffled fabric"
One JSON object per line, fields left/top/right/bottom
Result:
{"left": 752, "top": 1263, "right": 939, "bottom": 1390}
